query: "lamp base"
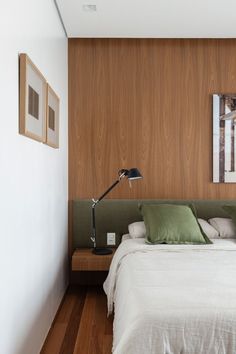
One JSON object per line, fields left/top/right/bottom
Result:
{"left": 92, "top": 247, "right": 113, "bottom": 255}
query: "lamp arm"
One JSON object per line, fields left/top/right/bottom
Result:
{"left": 96, "top": 179, "right": 120, "bottom": 203}
{"left": 91, "top": 174, "right": 126, "bottom": 249}
{"left": 93, "top": 170, "right": 127, "bottom": 205}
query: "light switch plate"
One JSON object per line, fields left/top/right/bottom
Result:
{"left": 107, "top": 232, "right": 116, "bottom": 246}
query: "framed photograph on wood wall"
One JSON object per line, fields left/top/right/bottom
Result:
{"left": 19, "top": 53, "right": 47, "bottom": 142}
{"left": 213, "top": 93, "right": 236, "bottom": 183}
{"left": 45, "top": 85, "right": 60, "bottom": 148}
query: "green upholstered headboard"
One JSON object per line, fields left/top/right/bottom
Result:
{"left": 73, "top": 199, "right": 236, "bottom": 249}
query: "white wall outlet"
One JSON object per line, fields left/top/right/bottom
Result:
{"left": 107, "top": 232, "right": 116, "bottom": 246}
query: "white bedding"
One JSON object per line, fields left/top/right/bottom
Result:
{"left": 104, "top": 238, "right": 236, "bottom": 354}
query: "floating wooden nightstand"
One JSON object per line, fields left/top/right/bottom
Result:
{"left": 72, "top": 248, "right": 116, "bottom": 271}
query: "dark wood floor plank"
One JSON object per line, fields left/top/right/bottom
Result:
{"left": 56, "top": 288, "right": 78, "bottom": 324}
{"left": 41, "top": 286, "right": 113, "bottom": 354}
{"left": 73, "top": 287, "right": 98, "bottom": 354}
{"left": 60, "top": 286, "right": 87, "bottom": 354}
{"left": 89, "top": 288, "right": 106, "bottom": 354}
{"left": 103, "top": 335, "right": 113, "bottom": 354}
{"left": 41, "top": 323, "right": 67, "bottom": 354}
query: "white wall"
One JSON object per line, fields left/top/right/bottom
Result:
{"left": 0, "top": 2, "right": 68, "bottom": 353}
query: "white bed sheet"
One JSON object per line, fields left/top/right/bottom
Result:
{"left": 104, "top": 238, "right": 236, "bottom": 354}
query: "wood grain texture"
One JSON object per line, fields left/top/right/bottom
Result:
{"left": 72, "top": 248, "right": 115, "bottom": 271}
{"left": 40, "top": 286, "right": 113, "bottom": 354}
{"left": 69, "top": 39, "right": 236, "bottom": 201}
{"left": 68, "top": 39, "right": 236, "bottom": 255}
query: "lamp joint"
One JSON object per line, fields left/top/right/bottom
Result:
{"left": 92, "top": 198, "right": 99, "bottom": 207}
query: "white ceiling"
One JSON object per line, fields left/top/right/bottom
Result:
{"left": 56, "top": 0, "right": 236, "bottom": 38}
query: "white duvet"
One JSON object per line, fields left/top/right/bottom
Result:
{"left": 104, "top": 238, "right": 236, "bottom": 354}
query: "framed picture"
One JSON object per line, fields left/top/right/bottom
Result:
{"left": 213, "top": 94, "right": 236, "bottom": 183}
{"left": 19, "top": 53, "right": 47, "bottom": 142}
{"left": 46, "top": 84, "right": 60, "bottom": 148}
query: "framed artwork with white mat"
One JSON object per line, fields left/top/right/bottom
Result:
{"left": 19, "top": 53, "right": 47, "bottom": 142}
{"left": 46, "top": 84, "right": 59, "bottom": 148}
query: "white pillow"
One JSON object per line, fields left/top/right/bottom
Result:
{"left": 128, "top": 221, "right": 146, "bottom": 238}
{"left": 121, "top": 234, "right": 131, "bottom": 242}
{"left": 197, "top": 218, "right": 219, "bottom": 239}
{"left": 208, "top": 218, "right": 236, "bottom": 238}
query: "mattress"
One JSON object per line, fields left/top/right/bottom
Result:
{"left": 104, "top": 238, "right": 236, "bottom": 354}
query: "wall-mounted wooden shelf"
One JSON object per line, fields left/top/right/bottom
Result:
{"left": 72, "top": 248, "right": 115, "bottom": 271}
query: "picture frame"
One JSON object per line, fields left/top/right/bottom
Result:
{"left": 46, "top": 84, "right": 60, "bottom": 148}
{"left": 19, "top": 53, "right": 47, "bottom": 142}
{"left": 213, "top": 93, "right": 236, "bottom": 183}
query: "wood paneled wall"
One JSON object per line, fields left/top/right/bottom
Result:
{"left": 69, "top": 39, "right": 236, "bottom": 201}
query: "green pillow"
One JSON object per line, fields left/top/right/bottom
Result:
{"left": 139, "top": 204, "right": 212, "bottom": 245}
{"left": 222, "top": 205, "right": 236, "bottom": 225}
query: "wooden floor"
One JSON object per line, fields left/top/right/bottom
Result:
{"left": 41, "top": 286, "right": 113, "bottom": 354}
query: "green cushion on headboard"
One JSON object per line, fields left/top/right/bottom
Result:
{"left": 72, "top": 199, "right": 236, "bottom": 249}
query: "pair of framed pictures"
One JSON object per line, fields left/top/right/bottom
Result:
{"left": 19, "top": 54, "right": 59, "bottom": 148}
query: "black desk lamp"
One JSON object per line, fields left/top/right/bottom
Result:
{"left": 91, "top": 168, "right": 143, "bottom": 255}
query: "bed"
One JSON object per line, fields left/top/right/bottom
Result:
{"left": 104, "top": 237, "right": 236, "bottom": 354}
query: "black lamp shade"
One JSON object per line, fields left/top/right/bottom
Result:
{"left": 127, "top": 168, "right": 143, "bottom": 180}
